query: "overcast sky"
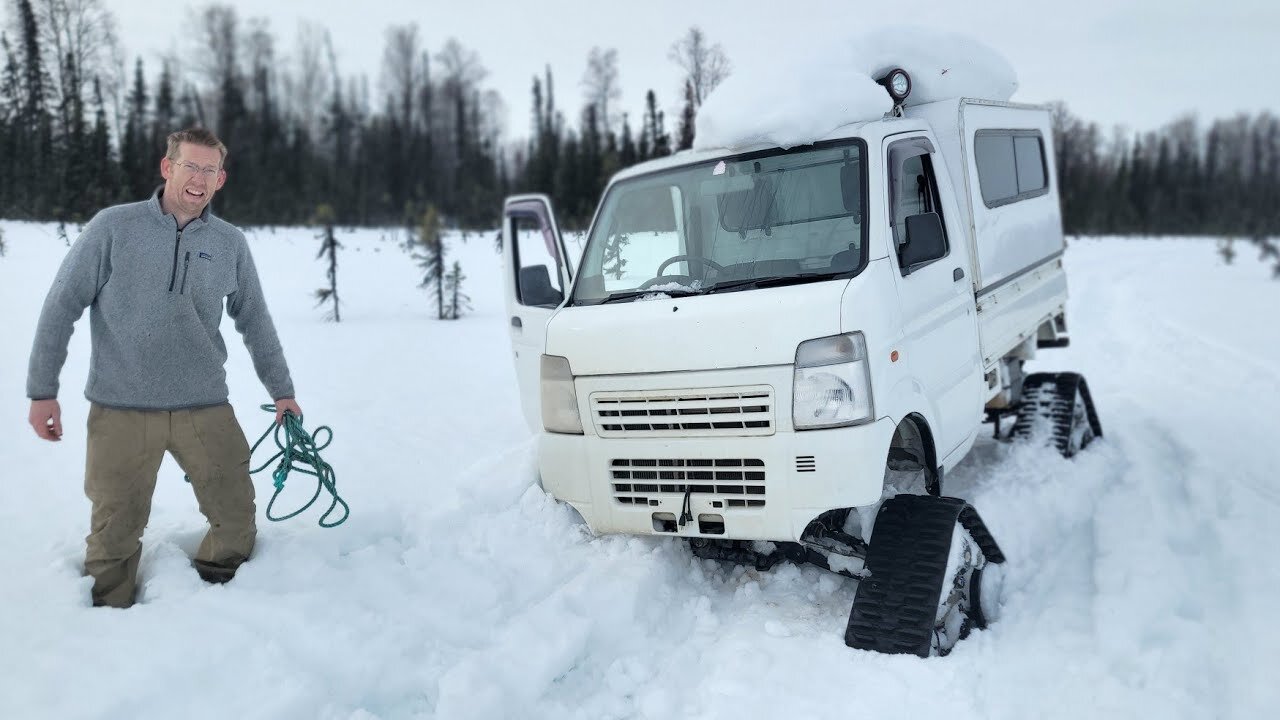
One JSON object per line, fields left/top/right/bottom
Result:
{"left": 110, "top": 0, "right": 1276, "bottom": 141}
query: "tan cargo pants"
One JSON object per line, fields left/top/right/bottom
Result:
{"left": 84, "top": 402, "right": 255, "bottom": 608}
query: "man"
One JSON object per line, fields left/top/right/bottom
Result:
{"left": 26, "top": 127, "right": 301, "bottom": 608}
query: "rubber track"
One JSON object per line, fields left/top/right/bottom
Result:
{"left": 1010, "top": 372, "right": 1102, "bottom": 456}
{"left": 959, "top": 505, "right": 1005, "bottom": 565}
{"left": 844, "top": 495, "right": 968, "bottom": 657}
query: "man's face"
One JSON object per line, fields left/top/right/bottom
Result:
{"left": 159, "top": 142, "right": 226, "bottom": 218}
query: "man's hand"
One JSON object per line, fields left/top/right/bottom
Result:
{"left": 29, "top": 399, "right": 62, "bottom": 441}
{"left": 274, "top": 398, "right": 302, "bottom": 425}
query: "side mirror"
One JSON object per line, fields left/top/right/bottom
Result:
{"left": 900, "top": 212, "right": 947, "bottom": 271}
{"left": 518, "top": 265, "right": 564, "bottom": 307}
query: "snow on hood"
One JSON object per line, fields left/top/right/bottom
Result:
{"left": 694, "top": 27, "right": 1019, "bottom": 151}
{"left": 635, "top": 280, "right": 703, "bottom": 301}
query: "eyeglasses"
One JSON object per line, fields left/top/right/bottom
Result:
{"left": 173, "top": 160, "right": 220, "bottom": 178}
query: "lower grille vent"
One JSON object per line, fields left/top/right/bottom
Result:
{"left": 611, "top": 458, "right": 766, "bottom": 508}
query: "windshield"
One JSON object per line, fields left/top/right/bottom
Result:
{"left": 570, "top": 141, "right": 866, "bottom": 305}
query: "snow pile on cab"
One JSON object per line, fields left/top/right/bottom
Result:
{"left": 695, "top": 27, "right": 1019, "bottom": 151}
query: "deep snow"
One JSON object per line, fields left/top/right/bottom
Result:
{"left": 1, "top": 222, "right": 1277, "bottom": 720}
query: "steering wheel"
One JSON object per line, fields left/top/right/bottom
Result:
{"left": 636, "top": 255, "right": 725, "bottom": 290}
{"left": 639, "top": 255, "right": 724, "bottom": 290}
{"left": 656, "top": 254, "right": 724, "bottom": 277}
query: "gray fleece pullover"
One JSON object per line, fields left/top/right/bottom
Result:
{"left": 26, "top": 190, "right": 294, "bottom": 410}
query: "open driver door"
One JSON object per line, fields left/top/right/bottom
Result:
{"left": 501, "top": 194, "right": 575, "bottom": 433}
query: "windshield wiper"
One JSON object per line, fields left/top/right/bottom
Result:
{"left": 704, "top": 272, "right": 845, "bottom": 295}
{"left": 595, "top": 286, "right": 704, "bottom": 304}
{"left": 587, "top": 273, "right": 843, "bottom": 304}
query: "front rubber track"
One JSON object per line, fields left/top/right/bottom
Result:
{"left": 844, "top": 495, "right": 1004, "bottom": 657}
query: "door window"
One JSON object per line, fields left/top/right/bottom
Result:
{"left": 888, "top": 139, "right": 948, "bottom": 268}
{"left": 511, "top": 209, "right": 566, "bottom": 307}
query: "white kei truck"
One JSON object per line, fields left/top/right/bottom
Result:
{"left": 500, "top": 70, "right": 1102, "bottom": 657}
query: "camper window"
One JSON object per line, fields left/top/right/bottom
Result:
{"left": 975, "top": 130, "right": 1049, "bottom": 207}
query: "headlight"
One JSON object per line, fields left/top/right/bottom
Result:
{"left": 541, "top": 354, "right": 583, "bottom": 434}
{"left": 793, "top": 332, "right": 874, "bottom": 430}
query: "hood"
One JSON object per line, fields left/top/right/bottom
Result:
{"left": 546, "top": 280, "right": 850, "bottom": 376}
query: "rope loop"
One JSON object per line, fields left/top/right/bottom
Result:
{"left": 249, "top": 403, "right": 349, "bottom": 528}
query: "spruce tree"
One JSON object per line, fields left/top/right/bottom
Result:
{"left": 644, "top": 90, "right": 671, "bottom": 158}
{"left": 443, "top": 260, "right": 471, "bottom": 319}
{"left": 538, "top": 65, "right": 563, "bottom": 196}
{"left": 619, "top": 112, "right": 637, "bottom": 167}
{"left": 55, "top": 49, "right": 88, "bottom": 219}
{"left": 556, "top": 133, "right": 581, "bottom": 225}
{"left": 602, "top": 233, "right": 629, "bottom": 280}
{"left": 17, "top": 0, "right": 53, "bottom": 217}
{"left": 1253, "top": 235, "right": 1280, "bottom": 278}
{"left": 1217, "top": 238, "right": 1235, "bottom": 265}
{"left": 676, "top": 80, "right": 696, "bottom": 151}
{"left": 0, "top": 34, "right": 18, "bottom": 214}
{"left": 415, "top": 204, "right": 446, "bottom": 319}
{"left": 313, "top": 204, "right": 341, "bottom": 321}
{"left": 152, "top": 61, "right": 175, "bottom": 146}
{"left": 88, "top": 76, "right": 113, "bottom": 210}
{"left": 324, "top": 80, "right": 351, "bottom": 214}
{"left": 122, "top": 58, "right": 150, "bottom": 198}
{"left": 580, "top": 103, "right": 602, "bottom": 215}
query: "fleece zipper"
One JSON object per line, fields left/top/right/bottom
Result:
{"left": 179, "top": 252, "right": 191, "bottom": 294}
{"left": 167, "top": 229, "right": 183, "bottom": 292}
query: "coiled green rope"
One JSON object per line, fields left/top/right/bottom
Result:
{"left": 249, "top": 403, "right": 349, "bottom": 528}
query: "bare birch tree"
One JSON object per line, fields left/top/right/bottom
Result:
{"left": 581, "top": 46, "right": 619, "bottom": 131}
{"left": 31, "top": 0, "right": 122, "bottom": 134}
{"left": 668, "top": 26, "right": 730, "bottom": 107}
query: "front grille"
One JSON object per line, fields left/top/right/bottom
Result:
{"left": 610, "top": 458, "right": 766, "bottom": 508}
{"left": 592, "top": 386, "right": 774, "bottom": 437}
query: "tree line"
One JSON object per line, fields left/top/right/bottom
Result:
{"left": 0, "top": 0, "right": 727, "bottom": 231}
{"left": 1, "top": 0, "right": 1277, "bottom": 240}
{"left": 1051, "top": 105, "right": 1280, "bottom": 238}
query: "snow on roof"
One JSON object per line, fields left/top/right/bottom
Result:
{"left": 694, "top": 27, "right": 1019, "bottom": 152}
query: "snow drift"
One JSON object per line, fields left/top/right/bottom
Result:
{"left": 0, "top": 221, "right": 1277, "bottom": 719}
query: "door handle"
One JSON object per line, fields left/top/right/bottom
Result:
{"left": 953, "top": 268, "right": 965, "bottom": 282}
{"left": 511, "top": 316, "right": 523, "bottom": 329}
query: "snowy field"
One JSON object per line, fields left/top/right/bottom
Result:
{"left": 1, "top": 221, "right": 1277, "bottom": 720}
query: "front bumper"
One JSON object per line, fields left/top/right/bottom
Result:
{"left": 539, "top": 417, "right": 896, "bottom": 542}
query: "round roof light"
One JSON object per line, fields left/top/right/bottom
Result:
{"left": 890, "top": 72, "right": 910, "bottom": 98}
{"left": 877, "top": 68, "right": 912, "bottom": 104}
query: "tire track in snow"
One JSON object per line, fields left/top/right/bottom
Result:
{"left": 1089, "top": 408, "right": 1229, "bottom": 714}
{"left": 1064, "top": 240, "right": 1275, "bottom": 717}
{"left": 1141, "top": 317, "right": 1280, "bottom": 507}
